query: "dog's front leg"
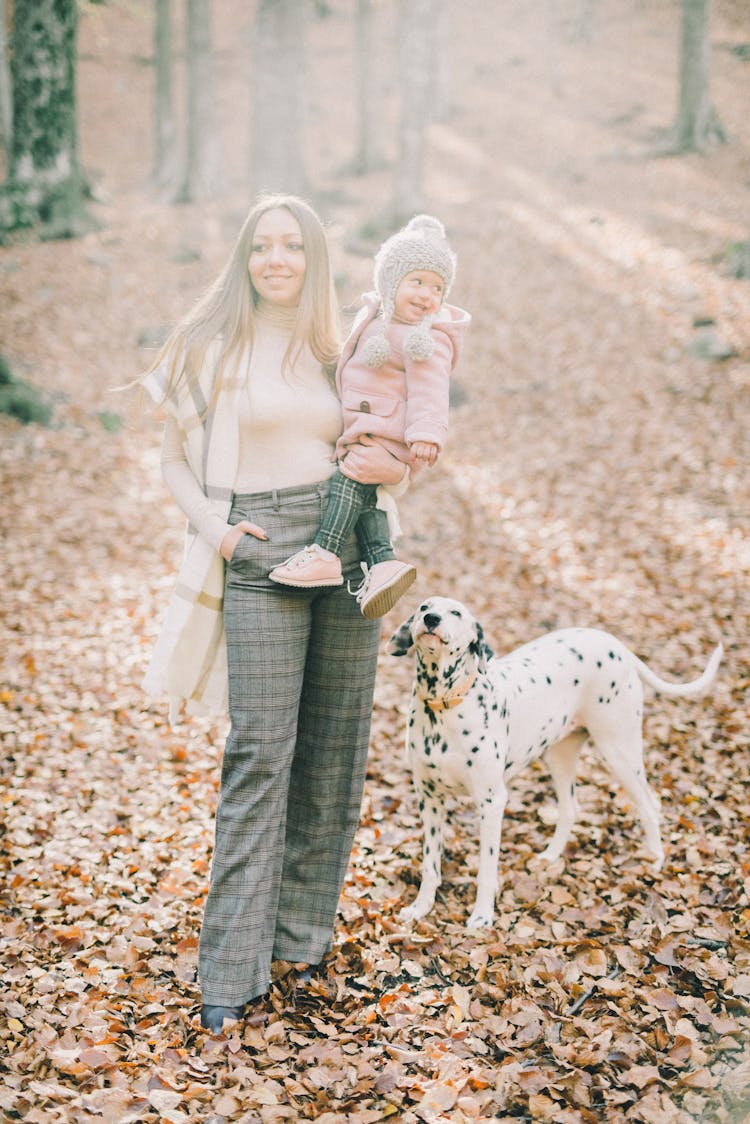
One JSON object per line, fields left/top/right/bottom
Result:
{"left": 399, "top": 786, "right": 445, "bottom": 923}
{"left": 466, "top": 785, "right": 507, "bottom": 929}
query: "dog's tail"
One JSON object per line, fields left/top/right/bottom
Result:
{"left": 634, "top": 643, "right": 723, "bottom": 698}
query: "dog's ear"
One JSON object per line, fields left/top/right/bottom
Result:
{"left": 469, "top": 621, "right": 494, "bottom": 672}
{"left": 387, "top": 614, "right": 415, "bottom": 657}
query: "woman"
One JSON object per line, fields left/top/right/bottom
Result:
{"left": 142, "top": 194, "right": 406, "bottom": 1032}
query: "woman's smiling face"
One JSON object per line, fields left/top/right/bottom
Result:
{"left": 248, "top": 207, "right": 307, "bottom": 307}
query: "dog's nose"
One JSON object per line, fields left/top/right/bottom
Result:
{"left": 423, "top": 612, "right": 441, "bottom": 631}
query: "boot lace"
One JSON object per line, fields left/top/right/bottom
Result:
{"left": 347, "top": 562, "right": 371, "bottom": 605}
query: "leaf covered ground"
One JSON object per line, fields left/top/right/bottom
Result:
{"left": 1, "top": 2, "right": 750, "bottom": 1120}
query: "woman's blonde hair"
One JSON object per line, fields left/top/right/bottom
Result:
{"left": 151, "top": 193, "right": 341, "bottom": 408}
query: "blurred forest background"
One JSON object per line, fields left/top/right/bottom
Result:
{"left": 1, "top": 2, "right": 750, "bottom": 1122}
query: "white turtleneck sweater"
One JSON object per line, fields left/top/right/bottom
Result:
{"left": 161, "top": 302, "right": 342, "bottom": 551}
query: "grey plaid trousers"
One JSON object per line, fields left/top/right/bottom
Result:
{"left": 198, "top": 481, "right": 380, "bottom": 1006}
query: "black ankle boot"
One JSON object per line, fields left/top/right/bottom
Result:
{"left": 200, "top": 1003, "right": 244, "bottom": 1032}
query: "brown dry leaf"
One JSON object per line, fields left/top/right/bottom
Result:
{"left": 573, "top": 946, "right": 608, "bottom": 978}
{"left": 414, "top": 1079, "right": 459, "bottom": 1120}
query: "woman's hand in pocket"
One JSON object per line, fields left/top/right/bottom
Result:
{"left": 220, "top": 520, "right": 269, "bottom": 562}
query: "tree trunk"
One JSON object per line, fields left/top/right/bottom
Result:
{"left": 250, "top": 0, "right": 307, "bottom": 198}
{"left": 152, "top": 0, "right": 180, "bottom": 197}
{"left": 391, "top": 0, "right": 436, "bottom": 223}
{"left": 0, "top": 0, "right": 92, "bottom": 237}
{"left": 431, "top": 0, "right": 453, "bottom": 122}
{"left": 674, "top": 0, "right": 725, "bottom": 152}
{"left": 182, "top": 0, "right": 217, "bottom": 201}
{"left": 0, "top": 0, "right": 12, "bottom": 162}
{"left": 353, "top": 0, "right": 384, "bottom": 174}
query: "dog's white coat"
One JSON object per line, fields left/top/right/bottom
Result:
{"left": 388, "top": 597, "right": 722, "bottom": 928}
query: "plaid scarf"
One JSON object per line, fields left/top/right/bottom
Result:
{"left": 141, "top": 343, "right": 246, "bottom": 725}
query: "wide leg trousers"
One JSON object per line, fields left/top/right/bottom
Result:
{"left": 198, "top": 481, "right": 380, "bottom": 1006}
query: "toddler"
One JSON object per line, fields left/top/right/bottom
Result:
{"left": 270, "top": 214, "right": 471, "bottom": 617}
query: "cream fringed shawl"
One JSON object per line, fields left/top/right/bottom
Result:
{"left": 141, "top": 342, "right": 245, "bottom": 725}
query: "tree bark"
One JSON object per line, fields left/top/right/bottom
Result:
{"left": 353, "top": 0, "right": 384, "bottom": 174}
{"left": 0, "top": 0, "right": 92, "bottom": 237}
{"left": 391, "top": 0, "right": 436, "bottom": 223}
{"left": 431, "top": 0, "right": 453, "bottom": 122}
{"left": 152, "top": 0, "right": 180, "bottom": 197}
{"left": 0, "top": 0, "right": 12, "bottom": 162}
{"left": 250, "top": 0, "right": 308, "bottom": 198}
{"left": 674, "top": 0, "right": 725, "bottom": 152}
{"left": 182, "top": 0, "right": 218, "bottom": 201}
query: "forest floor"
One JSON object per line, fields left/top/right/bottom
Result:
{"left": 2, "top": 1, "right": 750, "bottom": 1121}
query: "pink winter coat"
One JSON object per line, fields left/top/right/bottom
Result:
{"left": 334, "top": 292, "right": 471, "bottom": 467}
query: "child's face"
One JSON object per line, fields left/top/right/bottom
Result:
{"left": 392, "top": 270, "right": 445, "bottom": 324}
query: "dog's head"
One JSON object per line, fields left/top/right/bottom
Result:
{"left": 387, "top": 597, "right": 494, "bottom": 672}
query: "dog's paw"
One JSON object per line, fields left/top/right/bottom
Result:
{"left": 649, "top": 851, "right": 665, "bottom": 873}
{"left": 534, "top": 844, "right": 565, "bottom": 865}
{"left": 398, "top": 904, "right": 427, "bottom": 924}
{"left": 466, "top": 910, "right": 494, "bottom": 929}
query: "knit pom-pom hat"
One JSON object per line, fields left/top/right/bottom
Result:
{"left": 362, "top": 214, "right": 457, "bottom": 367}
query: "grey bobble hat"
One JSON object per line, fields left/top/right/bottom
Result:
{"left": 362, "top": 214, "right": 457, "bottom": 367}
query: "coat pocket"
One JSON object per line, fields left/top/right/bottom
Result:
{"left": 341, "top": 388, "right": 401, "bottom": 419}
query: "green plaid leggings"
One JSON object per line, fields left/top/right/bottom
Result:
{"left": 315, "top": 467, "right": 396, "bottom": 565}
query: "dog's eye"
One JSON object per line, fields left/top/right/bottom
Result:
{"left": 419, "top": 603, "right": 428, "bottom": 612}
{"left": 450, "top": 609, "right": 462, "bottom": 617}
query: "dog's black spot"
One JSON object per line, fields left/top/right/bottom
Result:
{"left": 573, "top": 678, "right": 579, "bottom": 686}
{"left": 471, "top": 745, "right": 480, "bottom": 754}
{"left": 425, "top": 745, "right": 431, "bottom": 756}
{"left": 441, "top": 742, "right": 448, "bottom": 754}
{"left": 609, "top": 651, "right": 616, "bottom": 659}
{"left": 467, "top": 759, "right": 473, "bottom": 767}
{"left": 430, "top": 826, "right": 437, "bottom": 836}
{"left": 597, "top": 660, "right": 602, "bottom": 668}
{"left": 546, "top": 676, "right": 552, "bottom": 685}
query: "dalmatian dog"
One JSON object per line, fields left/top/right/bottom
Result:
{"left": 388, "top": 597, "right": 722, "bottom": 929}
